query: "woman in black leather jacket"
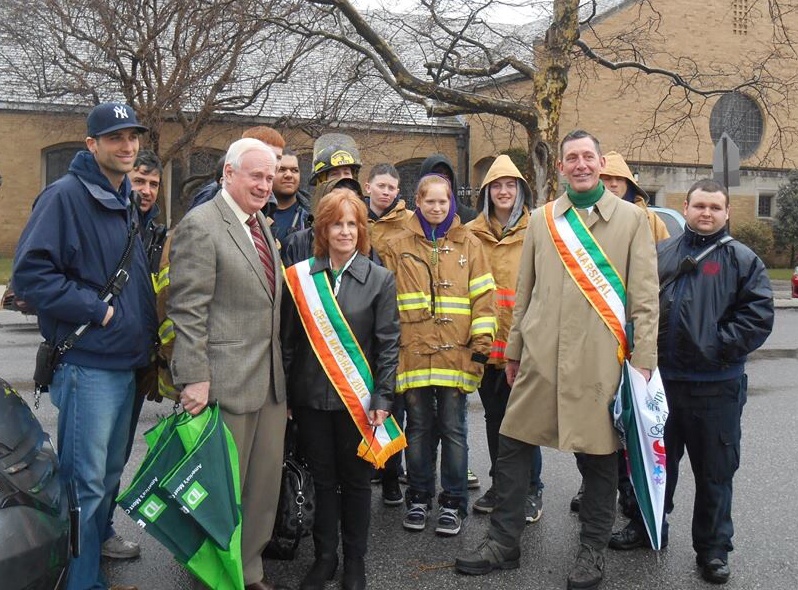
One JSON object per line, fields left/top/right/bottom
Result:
{"left": 282, "top": 189, "right": 400, "bottom": 590}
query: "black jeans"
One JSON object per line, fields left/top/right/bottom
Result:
{"left": 488, "top": 435, "right": 616, "bottom": 550}
{"left": 478, "top": 366, "right": 543, "bottom": 490}
{"left": 294, "top": 407, "right": 373, "bottom": 559}
{"left": 382, "top": 393, "right": 405, "bottom": 483}
{"left": 664, "top": 376, "right": 746, "bottom": 561}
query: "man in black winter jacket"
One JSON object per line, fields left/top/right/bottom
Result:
{"left": 609, "top": 178, "right": 773, "bottom": 586}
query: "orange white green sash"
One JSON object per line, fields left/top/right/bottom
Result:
{"left": 284, "top": 258, "right": 407, "bottom": 468}
{"left": 544, "top": 201, "right": 628, "bottom": 362}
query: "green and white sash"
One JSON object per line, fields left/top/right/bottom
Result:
{"left": 284, "top": 258, "right": 406, "bottom": 468}
{"left": 544, "top": 202, "right": 628, "bottom": 362}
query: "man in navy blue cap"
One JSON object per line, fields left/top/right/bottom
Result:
{"left": 13, "top": 102, "right": 156, "bottom": 590}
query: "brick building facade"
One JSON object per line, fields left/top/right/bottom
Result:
{"left": 1, "top": 0, "right": 795, "bottom": 255}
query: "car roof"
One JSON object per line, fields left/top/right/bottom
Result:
{"left": 650, "top": 206, "right": 685, "bottom": 237}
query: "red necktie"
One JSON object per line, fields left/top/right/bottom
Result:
{"left": 246, "top": 216, "right": 275, "bottom": 295}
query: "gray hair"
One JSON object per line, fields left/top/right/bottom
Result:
{"left": 224, "top": 138, "right": 276, "bottom": 172}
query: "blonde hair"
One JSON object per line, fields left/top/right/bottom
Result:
{"left": 415, "top": 174, "right": 451, "bottom": 203}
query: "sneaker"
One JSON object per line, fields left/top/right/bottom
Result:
{"left": 525, "top": 488, "right": 543, "bottom": 523}
{"left": 467, "top": 469, "right": 481, "bottom": 490}
{"left": 567, "top": 544, "right": 605, "bottom": 590}
{"left": 435, "top": 506, "right": 463, "bottom": 536}
{"left": 473, "top": 488, "right": 498, "bottom": 514}
{"left": 455, "top": 537, "right": 521, "bottom": 575}
{"left": 570, "top": 481, "right": 585, "bottom": 513}
{"left": 102, "top": 533, "right": 141, "bottom": 560}
{"left": 382, "top": 479, "right": 404, "bottom": 506}
{"left": 403, "top": 502, "right": 429, "bottom": 531}
{"left": 700, "top": 557, "right": 731, "bottom": 584}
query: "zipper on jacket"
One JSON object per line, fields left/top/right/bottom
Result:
{"left": 664, "top": 244, "right": 694, "bottom": 368}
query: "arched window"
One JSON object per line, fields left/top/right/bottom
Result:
{"left": 395, "top": 158, "right": 425, "bottom": 210}
{"left": 709, "top": 92, "right": 764, "bottom": 159}
{"left": 42, "top": 143, "right": 84, "bottom": 188}
{"left": 473, "top": 156, "right": 497, "bottom": 191}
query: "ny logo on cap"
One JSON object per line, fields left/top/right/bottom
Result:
{"left": 113, "top": 105, "right": 130, "bottom": 119}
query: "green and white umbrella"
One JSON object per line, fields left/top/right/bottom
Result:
{"left": 118, "top": 404, "right": 244, "bottom": 589}
{"left": 613, "top": 361, "right": 669, "bottom": 550}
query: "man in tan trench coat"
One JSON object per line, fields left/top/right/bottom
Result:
{"left": 456, "top": 130, "right": 659, "bottom": 590}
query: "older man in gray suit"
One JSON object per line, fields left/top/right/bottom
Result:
{"left": 168, "top": 138, "right": 287, "bottom": 590}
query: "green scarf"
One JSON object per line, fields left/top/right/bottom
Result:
{"left": 566, "top": 181, "right": 605, "bottom": 208}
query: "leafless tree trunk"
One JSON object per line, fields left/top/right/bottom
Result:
{"left": 265, "top": 0, "right": 798, "bottom": 203}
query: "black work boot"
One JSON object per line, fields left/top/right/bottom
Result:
{"left": 567, "top": 543, "right": 605, "bottom": 590}
{"left": 455, "top": 537, "right": 521, "bottom": 575}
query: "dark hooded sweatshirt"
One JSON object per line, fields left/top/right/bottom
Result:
{"left": 418, "top": 153, "right": 477, "bottom": 224}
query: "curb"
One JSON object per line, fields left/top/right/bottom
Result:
{"left": 750, "top": 348, "right": 798, "bottom": 361}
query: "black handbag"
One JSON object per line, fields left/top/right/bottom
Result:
{"left": 263, "top": 421, "right": 315, "bottom": 560}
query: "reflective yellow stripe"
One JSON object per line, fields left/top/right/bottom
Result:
{"left": 158, "top": 375, "right": 178, "bottom": 399}
{"left": 397, "top": 291, "right": 431, "bottom": 311}
{"left": 153, "top": 266, "right": 170, "bottom": 294}
{"left": 469, "top": 273, "right": 496, "bottom": 299}
{"left": 395, "top": 368, "right": 481, "bottom": 393}
{"left": 470, "top": 316, "right": 498, "bottom": 337}
{"left": 158, "top": 318, "right": 175, "bottom": 345}
{"left": 434, "top": 296, "right": 471, "bottom": 315}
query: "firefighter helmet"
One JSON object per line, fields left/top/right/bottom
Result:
{"left": 310, "top": 133, "right": 362, "bottom": 184}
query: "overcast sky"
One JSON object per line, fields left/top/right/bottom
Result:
{"left": 352, "top": 0, "right": 548, "bottom": 24}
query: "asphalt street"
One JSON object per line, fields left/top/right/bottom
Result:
{"left": 1, "top": 306, "right": 796, "bottom": 590}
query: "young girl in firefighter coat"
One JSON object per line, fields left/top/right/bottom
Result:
{"left": 381, "top": 173, "right": 496, "bottom": 536}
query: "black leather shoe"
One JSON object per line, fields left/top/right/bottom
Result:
{"left": 342, "top": 556, "right": 366, "bottom": 590}
{"left": 608, "top": 522, "right": 668, "bottom": 550}
{"left": 609, "top": 522, "right": 648, "bottom": 550}
{"left": 300, "top": 555, "right": 339, "bottom": 590}
{"left": 701, "top": 558, "right": 731, "bottom": 584}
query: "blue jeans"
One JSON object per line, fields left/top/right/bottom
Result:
{"left": 404, "top": 386, "right": 468, "bottom": 513}
{"left": 50, "top": 363, "right": 136, "bottom": 590}
{"left": 105, "top": 387, "right": 146, "bottom": 542}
